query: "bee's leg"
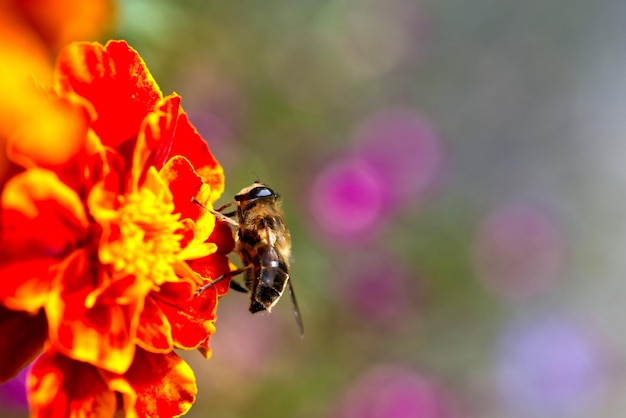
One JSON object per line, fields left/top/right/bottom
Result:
{"left": 214, "top": 201, "right": 236, "bottom": 212}
{"left": 195, "top": 267, "right": 250, "bottom": 296}
{"left": 212, "top": 210, "right": 239, "bottom": 227}
{"left": 213, "top": 201, "right": 239, "bottom": 220}
{"left": 191, "top": 198, "right": 239, "bottom": 227}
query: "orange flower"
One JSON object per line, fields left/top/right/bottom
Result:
{"left": 0, "top": 0, "right": 113, "bottom": 188}
{"left": 0, "top": 40, "right": 234, "bottom": 417}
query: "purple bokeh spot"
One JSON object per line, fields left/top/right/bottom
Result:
{"left": 352, "top": 108, "right": 443, "bottom": 209}
{"left": 331, "top": 365, "right": 459, "bottom": 418}
{"left": 310, "top": 157, "right": 386, "bottom": 243}
{"left": 497, "top": 317, "right": 609, "bottom": 415}
{"left": 337, "top": 256, "right": 416, "bottom": 327}
{"left": 473, "top": 204, "right": 564, "bottom": 300}
{"left": 208, "top": 302, "right": 280, "bottom": 376}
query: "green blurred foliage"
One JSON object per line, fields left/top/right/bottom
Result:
{"left": 107, "top": 1, "right": 626, "bottom": 417}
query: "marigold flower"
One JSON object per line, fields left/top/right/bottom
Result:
{"left": 0, "top": 40, "right": 235, "bottom": 417}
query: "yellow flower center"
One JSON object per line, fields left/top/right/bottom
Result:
{"left": 108, "top": 186, "right": 183, "bottom": 286}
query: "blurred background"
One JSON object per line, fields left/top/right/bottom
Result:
{"left": 3, "top": 0, "right": 626, "bottom": 417}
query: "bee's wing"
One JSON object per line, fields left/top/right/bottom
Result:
{"left": 287, "top": 278, "right": 304, "bottom": 339}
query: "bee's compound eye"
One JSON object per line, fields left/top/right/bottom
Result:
{"left": 250, "top": 187, "right": 274, "bottom": 198}
{"left": 235, "top": 185, "right": 277, "bottom": 202}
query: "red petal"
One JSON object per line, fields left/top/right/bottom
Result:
{"left": 156, "top": 285, "right": 218, "bottom": 350}
{"left": 0, "top": 258, "right": 58, "bottom": 313}
{"left": 134, "top": 94, "right": 181, "bottom": 179}
{"left": 178, "top": 218, "right": 196, "bottom": 250}
{"left": 190, "top": 253, "right": 232, "bottom": 296}
{"left": 0, "top": 307, "right": 47, "bottom": 382}
{"left": 28, "top": 350, "right": 117, "bottom": 418}
{"left": 46, "top": 250, "right": 139, "bottom": 374}
{"left": 159, "top": 156, "right": 204, "bottom": 222}
{"left": 131, "top": 93, "right": 224, "bottom": 202}
{"left": 156, "top": 280, "right": 195, "bottom": 305}
{"left": 82, "top": 131, "right": 126, "bottom": 195}
{"left": 136, "top": 297, "right": 173, "bottom": 354}
{"left": 124, "top": 349, "right": 196, "bottom": 418}
{"left": 54, "top": 40, "right": 162, "bottom": 148}
{"left": 1, "top": 168, "right": 88, "bottom": 257}
{"left": 208, "top": 220, "right": 236, "bottom": 256}
{"left": 155, "top": 245, "right": 232, "bottom": 351}
{"left": 168, "top": 110, "right": 225, "bottom": 202}
{"left": 0, "top": 169, "right": 89, "bottom": 312}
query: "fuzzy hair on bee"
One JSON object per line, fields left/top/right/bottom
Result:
{"left": 193, "top": 181, "right": 304, "bottom": 338}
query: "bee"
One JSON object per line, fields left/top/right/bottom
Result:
{"left": 194, "top": 181, "right": 304, "bottom": 338}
